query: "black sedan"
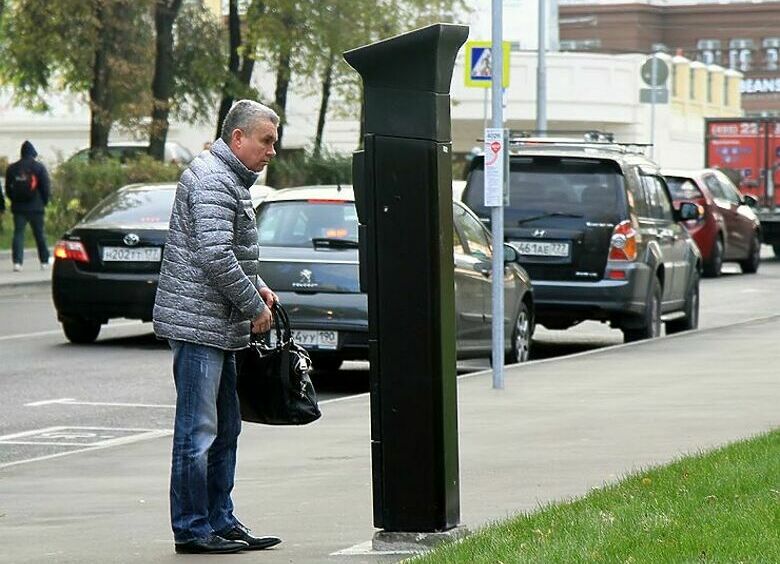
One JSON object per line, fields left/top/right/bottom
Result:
{"left": 256, "top": 185, "right": 535, "bottom": 370}
{"left": 52, "top": 182, "right": 275, "bottom": 343}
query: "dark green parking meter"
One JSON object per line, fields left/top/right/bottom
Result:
{"left": 345, "top": 24, "right": 469, "bottom": 539}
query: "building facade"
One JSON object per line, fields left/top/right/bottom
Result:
{"left": 559, "top": 0, "right": 780, "bottom": 116}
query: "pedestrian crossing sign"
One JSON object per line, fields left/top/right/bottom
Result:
{"left": 464, "top": 41, "right": 511, "bottom": 89}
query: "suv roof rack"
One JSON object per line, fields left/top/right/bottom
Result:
{"left": 509, "top": 129, "right": 616, "bottom": 143}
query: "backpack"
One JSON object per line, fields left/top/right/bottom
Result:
{"left": 7, "top": 168, "right": 38, "bottom": 203}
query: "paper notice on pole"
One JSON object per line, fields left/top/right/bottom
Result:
{"left": 484, "top": 128, "right": 505, "bottom": 207}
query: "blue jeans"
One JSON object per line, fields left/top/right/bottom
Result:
{"left": 168, "top": 340, "right": 242, "bottom": 543}
{"left": 12, "top": 211, "right": 49, "bottom": 265}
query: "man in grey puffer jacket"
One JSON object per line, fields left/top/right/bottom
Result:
{"left": 153, "top": 100, "right": 282, "bottom": 555}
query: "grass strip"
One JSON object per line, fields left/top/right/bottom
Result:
{"left": 412, "top": 429, "right": 780, "bottom": 563}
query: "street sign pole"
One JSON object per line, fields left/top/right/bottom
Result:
{"left": 490, "top": 0, "right": 505, "bottom": 389}
{"left": 650, "top": 54, "right": 657, "bottom": 159}
{"left": 536, "top": 0, "right": 547, "bottom": 131}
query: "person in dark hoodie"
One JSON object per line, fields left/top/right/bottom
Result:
{"left": 4, "top": 141, "right": 51, "bottom": 271}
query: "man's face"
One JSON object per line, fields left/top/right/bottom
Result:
{"left": 231, "top": 119, "right": 278, "bottom": 172}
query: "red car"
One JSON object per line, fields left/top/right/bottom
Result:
{"left": 663, "top": 168, "right": 761, "bottom": 277}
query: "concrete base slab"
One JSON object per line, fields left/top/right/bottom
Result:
{"left": 372, "top": 526, "right": 470, "bottom": 553}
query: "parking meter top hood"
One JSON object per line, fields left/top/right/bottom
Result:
{"left": 343, "top": 23, "right": 469, "bottom": 94}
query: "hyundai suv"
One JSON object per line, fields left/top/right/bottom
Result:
{"left": 461, "top": 140, "right": 702, "bottom": 342}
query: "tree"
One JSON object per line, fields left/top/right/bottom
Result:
{"left": 149, "top": 0, "right": 184, "bottom": 161}
{"left": 150, "top": 0, "right": 224, "bottom": 160}
{"left": 0, "top": 0, "right": 154, "bottom": 155}
{"left": 215, "top": 0, "right": 265, "bottom": 140}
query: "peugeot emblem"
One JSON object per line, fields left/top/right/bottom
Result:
{"left": 123, "top": 233, "right": 140, "bottom": 246}
{"left": 532, "top": 229, "right": 546, "bottom": 238}
{"left": 299, "top": 269, "right": 313, "bottom": 284}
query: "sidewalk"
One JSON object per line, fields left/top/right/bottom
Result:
{"left": 0, "top": 249, "right": 52, "bottom": 288}
{"left": 0, "top": 317, "right": 778, "bottom": 563}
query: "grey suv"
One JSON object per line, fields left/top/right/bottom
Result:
{"left": 462, "top": 140, "right": 702, "bottom": 342}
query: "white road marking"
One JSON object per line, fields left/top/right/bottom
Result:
{"left": 0, "top": 426, "right": 171, "bottom": 470}
{"left": 24, "top": 398, "right": 75, "bottom": 407}
{"left": 331, "top": 541, "right": 418, "bottom": 556}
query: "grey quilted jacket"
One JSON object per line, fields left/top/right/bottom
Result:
{"left": 153, "top": 139, "right": 267, "bottom": 350}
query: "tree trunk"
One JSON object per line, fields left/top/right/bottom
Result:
{"left": 265, "top": 42, "right": 292, "bottom": 187}
{"left": 313, "top": 49, "right": 334, "bottom": 158}
{"left": 149, "top": 0, "right": 183, "bottom": 161}
{"left": 215, "top": 0, "right": 241, "bottom": 140}
{"left": 88, "top": 1, "right": 112, "bottom": 157}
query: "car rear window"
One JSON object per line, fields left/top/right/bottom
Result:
{"left": 665, "top": 176, "right": 703, "bottom": 199}
{"left": 81, "top": 188, "right": 175, "bottom": 225}
{"left": 463, "top": 156, "right": 625, "bottom": 222}
{"left": 257, "top": 200, "right": 358, "bottom": 248}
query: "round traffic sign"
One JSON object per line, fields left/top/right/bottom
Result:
{"left": 641, "top": 56, "right": 669, "bottom": 87}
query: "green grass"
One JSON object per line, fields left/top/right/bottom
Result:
{"left": 412, "top": 430, "right": 780, "bottom": 563}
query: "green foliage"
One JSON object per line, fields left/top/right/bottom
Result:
{"left": 45, "top": 156, "right": 181, "bottom": 237}
{"left": 413, "top": 430, "right": 780, "bottom": 563}
{"left": 170, "top": 2, "right": 226, "bottom": 125}
{"left": 268, "top": 147, "right": 352, "bottom": 188}
{"left": 0, "top": 0, "right": 153, "bottom": 121}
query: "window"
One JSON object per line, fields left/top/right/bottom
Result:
{"left": 455, "top": 207, "right": 491, "bottom": 261}
{"left": 640, "top": 175, "right": 673, "bottom": 221}
{"left": 697, "top": 39, "right": 722, "bottom": 65}
{"left": 81, "top": 188, "right": 175, "bottom": 225}
{"left": 729, "top": 38, "right": 754, "bottom": 72}
{"left": 256, "top": 201, "right": 358, "bottom": 247}
{"left": 714, "top": 171, "right": 743, "bottom": 205}
{"left": 703, "top": 174, "right": 727, "bottom": 200}
{"left": 559, "top": 39, "right": 602, "bottom": 51}
{"left": 707, "top": 71, "right": 713, "bottom": 103}
{"left": 690, "top": 67, "right": 696, "bottom": 99}
{"left": 764, "top": 38, "right": 780, "bottom": 71}
{"left": 665, "top": 177, "right": 703, "bottom": 200}
{"left": 724, "top": 76, "right": 730, "bottom": 106}
{"left": 627, "top": 168, "right": 650, "bottom": 218}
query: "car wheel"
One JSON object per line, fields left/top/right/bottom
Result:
{"left": 310, "top": 355, "right": 343, "bottom": 372}
{"left": 62, "top": 319, "right": 101, "bottom": 344}
{"left": 666, "top": 272, "right": 699, "bottom": 334}
{"left": 703, "top": 236, "right": 723, "bottom": 278}
{"left": 505, "top": 302, "right": 532, "bottom": 365}
{"left": 622, "top": 277, "right": 662, "bottom": 343}
{"left": 739, "top": 233, "right": 761, "bottom": 274}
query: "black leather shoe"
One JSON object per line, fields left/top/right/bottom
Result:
{"left": 218, "top": 523, "right": 282, "bottom": 551}
{"left": 174, "top": 534, "right": 248, "bottom": 554}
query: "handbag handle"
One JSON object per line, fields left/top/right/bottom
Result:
{"left": 272, "top": 301, "right": 293, "bottom": 343}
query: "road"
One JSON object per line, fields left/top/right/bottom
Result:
{"left": 1, "top": 249, "right": 779, "bottom": 468}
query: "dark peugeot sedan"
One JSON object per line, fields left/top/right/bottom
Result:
{"left": 256, "top": 185, "right": 535, "bottom": 371}
{"left": 52, "top": 183, "right": 176, "bottom": 343}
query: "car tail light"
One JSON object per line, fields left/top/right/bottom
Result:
{"left": 608, "top": 221, "right": 638, "bottom": 261}
{"left": 54, "top": 240, "right": 90, "bottom": 263}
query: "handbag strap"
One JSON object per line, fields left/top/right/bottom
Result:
{"left": 272, "top": 301, "right": 293, "bottom": 343}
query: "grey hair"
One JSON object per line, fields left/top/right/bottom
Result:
{"left": 220, "top": 100, "right": 279, "bottom": 144}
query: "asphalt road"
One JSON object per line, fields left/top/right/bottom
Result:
{"left": 1, "top": 248, "right": 779, "bottom": 468}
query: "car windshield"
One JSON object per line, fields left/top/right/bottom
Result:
{"left": 464, "top": 156, "right": 624, "bottom": 222}
{"left": 666, "top": 176, "right": 703, "bottom": 199}
{"left": 81, "top": 188, "right": 175, "bottom": 226}
{"left": 257, "top": 200, "right": 358, "bottom": 248}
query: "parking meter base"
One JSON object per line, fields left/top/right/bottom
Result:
{"left": 372, "top": 526, "right": 471, "bottom": 553}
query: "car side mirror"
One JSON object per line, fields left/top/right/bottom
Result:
{"left": 742, "top": 194, "right": 759, "bottom": 208}
{"left": 503, "top": 243, "right": 519, "bottom": 263}
{"left": 676, "top": 201, "right": 701, "bottom": 221}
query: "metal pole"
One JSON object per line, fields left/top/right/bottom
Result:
{"left": 650, "top": 54, "right": 657, "bottom": 159}
{"left": 491, "top": 0, "right": 505, "bottom": 389}
{"left": 536, "top": 0, "right": 547, "bottom": 131}
{"left": 483, "top": 88, "right": 488, "bottom": 132}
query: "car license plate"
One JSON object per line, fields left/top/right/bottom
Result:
{"left": 102, "top": 246, "right": 162, "bottom": 262}
{"left": 514, "top": 240, "right": 570, "bottom": 257}
{"left": 271, "top": 329, "right": 338, "bottom": 350}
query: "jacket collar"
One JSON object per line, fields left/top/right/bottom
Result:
{"left": 210, "top": 138, "right": 259, "bottom": 189}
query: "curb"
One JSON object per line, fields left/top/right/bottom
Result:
{"left": 0, "top": 278, "right": 51, "bottom": 289}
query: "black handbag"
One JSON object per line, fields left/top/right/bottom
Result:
{"left": 236, "top": 302, "right": 321, "bottom": 425}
